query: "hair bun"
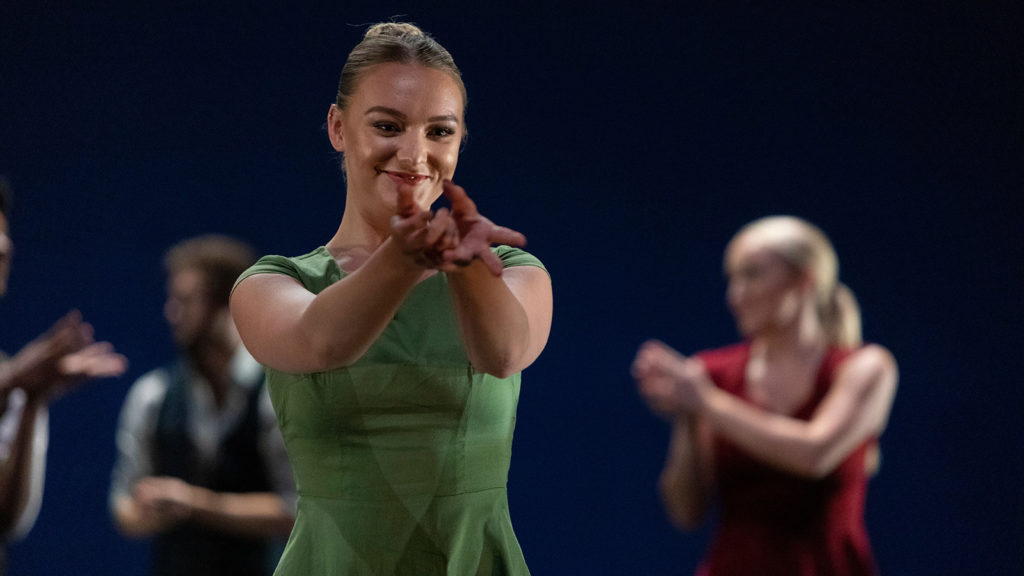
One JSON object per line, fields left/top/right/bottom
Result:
{"left": 364, "top": 22, "right": 425, "bottom": 39}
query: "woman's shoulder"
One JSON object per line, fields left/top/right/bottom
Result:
{"left": 832, "top": 343, "right": 897, "bottom": 381}
{"left": 235, "top": 246, "right": 341, "bottom": 294}
{"left": 493, "top": 245, "right": 546, "bottom": 272}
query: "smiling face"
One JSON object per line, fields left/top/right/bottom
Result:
{"left": 724, "top": 234, "right": 808, "bottom": 338}
{"left": 328, "top": 62, "right": 464, "bottom": 226}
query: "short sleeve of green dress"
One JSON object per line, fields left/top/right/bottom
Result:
{"left": 235, "top": 246, "right": 546, "bottom": 576}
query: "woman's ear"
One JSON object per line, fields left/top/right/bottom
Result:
{"left": 327, "top": 104, "right": 345, "bottom": 152}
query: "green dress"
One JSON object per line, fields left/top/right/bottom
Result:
{"left": 236, "top": 246, "right": 545, "bottom": 576}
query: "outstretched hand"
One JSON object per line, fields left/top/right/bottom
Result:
{"left": 632, "top": 340, "right": 712, "bottom": 417}
{"left": 440, "top": 181, "right": 526, "bottom": 275}
{"left": 390, "top": 180, "right": 526, "bottom": 276}
{"left": 3, "top": 310, "right": 128, "bottom": 401}
{"left": 390, "top": 183, "right": 460, "bottom": 270}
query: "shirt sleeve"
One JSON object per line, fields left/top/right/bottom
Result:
{"left": 109, "top": 370, "right": 168, "bottom": 511}
{"left": 233, "top": 254, "right": 304, "bottom": 289}
{"left": 494, "top": 245, "right": 548, "bottom": 273}
{"left": 0, "top": 390, "right": 48, "bottom": 541}
{"left": 0, "top": 387, "right": 26, "bottom": 463}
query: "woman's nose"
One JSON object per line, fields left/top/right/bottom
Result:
{"left": 396, "top": 133, "right": 427, "bottom": 166}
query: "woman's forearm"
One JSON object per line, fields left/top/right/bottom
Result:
{"left": 234, "top": 239, "right": 427, "bottom": 373}
{"left": 659, "top": 416, "right": 712, "bottom": 531}
{"left": 301, "top": 239, "right": 425, "bottom": 368}
{"left": 446, "top": 262, "right": 551, "bottom": 378}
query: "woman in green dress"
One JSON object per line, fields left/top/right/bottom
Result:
{"left": 230, "top": 22, "right": 553, "bottom": 576}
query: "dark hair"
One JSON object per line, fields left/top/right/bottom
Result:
{"left": 0, "top": 176, "right": 11, "bottom": 217}
{"left": 335, "top": 22, "right": 467, "bottom": 115}
{"left": 164, "top": 235, "right": 256, "bottom": 309}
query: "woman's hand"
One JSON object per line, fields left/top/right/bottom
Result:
{"left": 390, "top": 185, "right": 460, "bottom": 270}
{"left": 633, "top": 340, "right": 713, "bottom": 417}
{"left": 390, "top": 181, "right": 527, "bottom": 275}
{"left": 441, "top": 181, "right": 526, "bottom": 276}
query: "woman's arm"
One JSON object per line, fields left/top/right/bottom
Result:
{"left": 231, "top": 238, "right": 427, "bottom": 374}
{"left": 438, "top": 181, "right": 552, "bottom": 377}
{"left": 699, "top": 345, "right": 898, "bottom": 478}
{"left": 233, "top": 181, "right": 550, "bottom": 376}
{"left": 634, "top": 343, "right": 715, "bottom": 530}
{"left": 658, "top": 415, "right": 715, "bottom": 531}
{"left": 232, "top": 183, "right": 498, "bottom": 374}
{"left": 446, "top": 261, "right": 552, "bottom": 378}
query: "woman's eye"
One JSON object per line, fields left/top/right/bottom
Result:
{"left": 373, "top": 122, "right": 400, "bottom": 133}
{"left": 429, "top": 126, "right": 456, "bottom": 138}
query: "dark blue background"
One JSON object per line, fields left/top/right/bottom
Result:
{"left": 2, "top": 2, "right": 1021, "bottom": 574}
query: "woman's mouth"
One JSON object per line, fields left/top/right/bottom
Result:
{"left": 379, "top": 169, "right": 430, "bottom": 186}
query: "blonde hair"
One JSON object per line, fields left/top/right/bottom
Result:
{"left": 335, "top": 22, "right": 467, "bottom": 115}
{"left": 732, "top": 216, "right": 862, "bottom": 347}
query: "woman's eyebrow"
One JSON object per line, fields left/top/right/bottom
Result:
{"left": 364, "top": 106, "right": 460, "bottom": 125}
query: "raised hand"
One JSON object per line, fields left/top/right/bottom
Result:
{"left": 390, "top": 180, "right": 527, "bottom": 276}
{"left": 633, "top": 340, "right": 712, "bottom": 416}
{"left": 3, "top": 310, "right": 128, "bottom": 400}
{"left": 390, "top": 185, "right": 460, "bottom": 270}
{"left": 440, "top": 180, "right": 526, "bottom": 276}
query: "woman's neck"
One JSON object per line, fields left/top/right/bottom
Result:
{"left": 327, "top": 210, "right": 389, "bottom": 260}
{"left": 754, "top": 307, "right": 827, "bottom": 361}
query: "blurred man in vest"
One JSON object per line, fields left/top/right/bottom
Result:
{"left": 110, "top": 235, "right": 294, "bottom": 576}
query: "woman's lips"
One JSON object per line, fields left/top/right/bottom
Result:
{"left": 380, "top": 169, "right": 430, "bottom": 186}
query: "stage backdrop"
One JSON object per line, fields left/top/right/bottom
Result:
{"left": 1, "top": 3, "right": 1020, "bottom": 574}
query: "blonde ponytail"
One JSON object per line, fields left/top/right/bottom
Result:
{"left": 822, "top": 282, "right": 862, "bottom": 348}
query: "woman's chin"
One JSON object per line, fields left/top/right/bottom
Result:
{"left": 734, "top": 319, "right": 758, "bottom": 338}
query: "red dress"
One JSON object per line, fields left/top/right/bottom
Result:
{"left": 694, "top": 343, "right": 878, "bottom": 576}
